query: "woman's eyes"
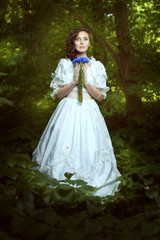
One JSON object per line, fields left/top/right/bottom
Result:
{"left": 75, "top": 38, "right": 88, "bottom": 41}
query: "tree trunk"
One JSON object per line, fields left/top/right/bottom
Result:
{"left": 114, "top": 0, "right": 143, "bottom": 115}
{"left": 91, "top": 0, "right": 108, "bottom": 64}
{"left": 65, "top": 2, "right": 143, "bottom": 115}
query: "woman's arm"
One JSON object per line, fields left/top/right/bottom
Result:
{"left": 56, "top": 81, "right": 77, "bottom": 99}
{"left": 84, "top": 82, "right": 104, "bottom": 101}
{"left": 56, "top": 63, "right": 80, "bottom": 99}
{"left": 83, "top": 64, "right": 104, "bottom": 102}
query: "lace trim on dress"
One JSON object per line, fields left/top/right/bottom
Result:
{"left": 67, "top": 90, "right": 91, "bottom": 100}
{"left": 32, "top": 145, "right": 119, "bottom": 183}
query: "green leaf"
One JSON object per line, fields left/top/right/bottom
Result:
{"left": 11, "top": 217, "right": 51, "bottom": 240}
{"left": 16, "top": 199, "right": 24, "bottom": 211}
{"left": 127, "top": 182, "right": 143, "bottom": 190}
{"left": 7, "top": 168, "right": 20, "bottom": 181}
{"left": 63, "top": 178, "right": 76, "bottom": 185}
{"left": 141, "top": 221, "right": 160, "bottom": 238}
{"left": 112, "top": 136, "right": 125, "bottom": 148}
{"left": 42, "top": 188, "right": 55, "bottom": 206}
{"left": 32, "top": 209, "right": 60, "bottom": 226}
{"left": 74, "top": 179, "right": 88, "bottom": 186}
{"left": 87, "top": 203, "right": 103, "bottom": 217}
{"left": 6, "top": 158, "right": 17, "bottom": 168}
{"left": 9, "top": 207, "right": 26, "bottom": 218}
{"left": 0, "top": 72, "right": 8, "bottom": 76}
{"left": 64, "top": 172, "right": 75, "bottom": 179}
{"left": 31, "top": 172, "right": 52, "bottom": 187}
{"left": 145, "top": 189, "right": 159, "bottom": 200}
{"left": 17, "top": 160, "right": 28, "bottom": 169}
{"left": 58, "top": 184, "right": 74, "bottom": 191}
{"left": 100, "top": 215, "right": 118, "bottom": 229}
{"left": 119, "top": 149, "right": 132, "bottom": 158}
{"left": 77, "top": 184, "right": 96, "bottom": 195}
{"left": 4, "top": 186, "right": 16, "bottom": 195}
{"left": 49, "top": 178, "right": 59, "bottom": 186}
{"left": 60, "top": 189, "right": 75, "bottom": 204}
{"left": 0, "top": 97, "right": 14, "bottom": 107}
{"left": 143, "top": 177, "right": 154, "bottom": 186}
{"left": 85, "top": 219, "right": 103, "bottom": 236}
{"left": 27, "top": 161, "right": 39, "bottom": 169}
{"left": 16, "top": 153, "right": 31, "bottom": 161}
{"left": 23, "top": 192, "right": 35, "bottom": 210}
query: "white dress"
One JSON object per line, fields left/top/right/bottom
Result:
{"left": 32, "top": 57, "right": 121, "bottom": 197}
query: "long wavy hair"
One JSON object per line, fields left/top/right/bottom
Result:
{"left": 66, "top": 27, "right": 91, "bottom": 61}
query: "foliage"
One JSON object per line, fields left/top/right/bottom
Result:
{"left": 0, "top": 155, "right": 160, "bottom": 240}
{"left": 0, "top": 102, "right": 160, "bottom": 239}
{"left": 0, "top": 0, "right": 160, "bottom": 239}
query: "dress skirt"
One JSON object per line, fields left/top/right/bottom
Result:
{"left": 32, "top": 90, "right": 121, "bottom": 197}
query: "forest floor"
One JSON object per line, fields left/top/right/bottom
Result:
{"left": 0, "top": 102, "right": 160, "bottom": 240}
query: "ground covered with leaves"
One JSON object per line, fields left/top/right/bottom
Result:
{"left": 0, "top": 100, "right": 160, "bottom": 240}
{"left": 1, "top": 0, "right": 160, "bottom": 238}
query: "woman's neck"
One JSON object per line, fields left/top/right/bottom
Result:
{"left": 76, "top": 53, "right": 88, "bottom": 58}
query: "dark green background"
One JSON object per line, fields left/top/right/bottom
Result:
{"left": 0, "top": 0, "right": 160, "bottom": 239}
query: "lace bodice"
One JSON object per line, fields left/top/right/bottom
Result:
{"left": 50, "top": 56, "right": 110, "bottom": 99}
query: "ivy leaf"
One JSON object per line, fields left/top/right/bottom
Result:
{"left": 0, "top": 97, "right": 13, "bottom": 107}
{"left": 85, "top": 219, "right": 103, "bottom": 236}
{"left": 58, "top": 184, "right": 74, "bottom": 191}
{"left": 0, "top": 72, "right": 8, "bottom": 76}
{"left": 112, "top": 135, "right": 125, "bottom": 148}
{"left": 23, "top": 222, "right": 51, "bottom": 240}
{"left": 31, "top": 209, "right": 61, "bottom": 227}
{"left": 77, "top": 184, "right": 96, "bottom": 195}
{"left": 27, "top": 161, "right": 39, "bottom": 169}
{"left": 87, "top": 203, "right": 103, "bottom": 217}
{"left": 58, "top": 189, "right": 76, "bottom": 204}
{"left": 143, "top": 177, "right": 154, "bottom": 186}
{"left": 41, "top": 188, "right": 55, "bottom": 206}
{"left": 23, "top": 192, "right": 35, "bottom": 210}
{"left": 141, "top": 221, "right": 160, "bottom": 238}
{"left": 74, "top": 179, "right": 88, "bottom": 186}
{"left": 145, "top": 188, "right": 159, "bottom": 200}
{"left": 11, "top": 217, "right": 51, "bottom": 240}
{"left": 6, "top": 158, "right": 17, "bottom": 168}
{"left": 4, "top": 186, "right": 16, "bottom": 195}
{"left": 64, "top": 172, "right": 75, "bottom": 179}
{"left": 6, "top": 168, "right": 19, "bottom": 181}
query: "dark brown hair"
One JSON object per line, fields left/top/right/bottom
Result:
{"left": 66, "top": 27, "right": 91, "bottom": 61}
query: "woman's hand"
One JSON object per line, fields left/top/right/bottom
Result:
{"left": 73, "top": 63, "right": 80, "bottom": 84}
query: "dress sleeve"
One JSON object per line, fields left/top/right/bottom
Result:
{"left": 94, "top": 61, "right": 110, "bottom": 99}
{"left": 50, "top": 59, "right": 69, "bottom": 99}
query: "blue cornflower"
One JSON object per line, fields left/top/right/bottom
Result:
{"left": 72, "top": 57, "right": 89, "bottom": 64}
{"left": 72, "top": 57, "right": 90, "bottom": 102}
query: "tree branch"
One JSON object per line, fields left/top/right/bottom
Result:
{"left": 65, "top": 6, "right": 120, "bottom": 67}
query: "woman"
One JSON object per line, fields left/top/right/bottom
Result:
{"left": 32, "top": 27, "right": 121, "bottom": 197}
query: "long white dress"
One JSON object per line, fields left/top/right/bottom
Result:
{"left": 32, "top": 56, "right": 121, "bottom": 197}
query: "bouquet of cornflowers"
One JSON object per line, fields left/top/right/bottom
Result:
{"left": 72, "top": 57, "right": 89, "bottom": 102}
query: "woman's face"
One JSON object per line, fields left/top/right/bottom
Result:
{"left": 74, "top": 31, "right": 90, "bottom": 53}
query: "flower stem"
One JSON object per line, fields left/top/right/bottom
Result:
{"left": 78, "top": 62, "right": 84, "bottom": 102}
